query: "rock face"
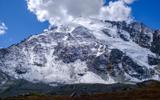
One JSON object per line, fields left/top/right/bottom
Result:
{"left": 0, "top": 71, "right": 11, "bottom": 93}
{"left": 151, "top": 30, "right": 160, "bottom": 55}
{"left": 0, "top": 18, "right": 160, "bottom": 86}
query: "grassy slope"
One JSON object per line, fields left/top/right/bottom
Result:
{"left": 3, "top": 80, "right": 160, "bottom": 100}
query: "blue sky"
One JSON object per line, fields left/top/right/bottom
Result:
{"left": 0, "top": 0, "right": 160, "bottom": 48}
{"left": 0, "top": 0, "right": 49, "bottom": 48}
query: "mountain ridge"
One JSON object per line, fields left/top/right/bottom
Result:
{"left": 0, "top": 18, "right": 160, "bottom": 86}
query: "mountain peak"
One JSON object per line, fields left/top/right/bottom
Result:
{"left": 0, "top": 18, "right": 160, "bottom": 86}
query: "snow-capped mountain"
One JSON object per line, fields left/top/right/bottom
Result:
{"left": 0, "top": 18, "right": 160, "bottom": 86}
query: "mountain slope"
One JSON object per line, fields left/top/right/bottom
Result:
{"left": 0, "top": 18, "right": 160, "bottom": 86}
{"left": 3, "top": 80, "right": 160, "bottom": 100}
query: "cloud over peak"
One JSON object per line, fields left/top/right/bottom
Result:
{"left": 26, "top": 0, "right": 134, "bottom": 25}
{"left": 0, "top": 22, "right": 8, "bottom": 35}
{"left": 100, "top": 0, "right": 134, "bottom": 22}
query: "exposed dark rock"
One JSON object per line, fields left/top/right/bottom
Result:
{"left": 72, "top": 26, "right": 95, "bottom": 39}
{"left": 106, "top": 21, "right": 153, "bottom": 48}
{"left": 151, "top": 30, "right": 160, "bottom": 55}
{"left": 0, "top": 49, "right": 9, "bottom": 59}
{"left": 122, "top": 56, "right": 152, "bottom": 79}
{"left": 15, "top": 66, "right": 28, "bottom": 74}
{"left": 89, "top": 53, "right": 109, "bottom": 73}
{"left": 109, "top": 49, "right": 123, "bottom": 64}
{"left": 148, "top": 55, "right": 160, "bottom": 65}
{"left": 127, "top": 22, "right": 152, "bottom": 48}
{"left": 119, "top": 33, "right": 129, "bottom": 41}
{"left": 53, "top": 43, "right": 92, "bottom": 63}
{"left": 102, "top": 29, "right": 112, "bottom": 37}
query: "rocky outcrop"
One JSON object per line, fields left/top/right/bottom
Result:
{"left": 148, "top": 55, "right": 160, "bottom": 65}
{"left": 151, "top": 30, "right": 160, "bottom": 55}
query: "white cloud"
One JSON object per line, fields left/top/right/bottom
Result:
{"left": 100, "top": 0, "right": 134, "bottom": 22}
{"left": 27, "top": 0, "right": 102, "bottom": 25}
{"left": 26, "top": 0, "right": 134, "bottom": 25}
{"left": 121, "top": 0, "right": 135, "bottom": 4}
{"left": 0, "top": 22, "right": 8, "bottom": 35}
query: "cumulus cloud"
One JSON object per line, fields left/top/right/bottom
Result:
{"left": 27, "top": 0, "right": 102, "bottom": 25}
{"left": 26, "top": 0, "right": 134, "bottom": 25}
{"left": 100, "top": 0, "right": 134, "bottom": 22}
{"left": 0, "top": 22, "right": 8, "bottom": 35}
